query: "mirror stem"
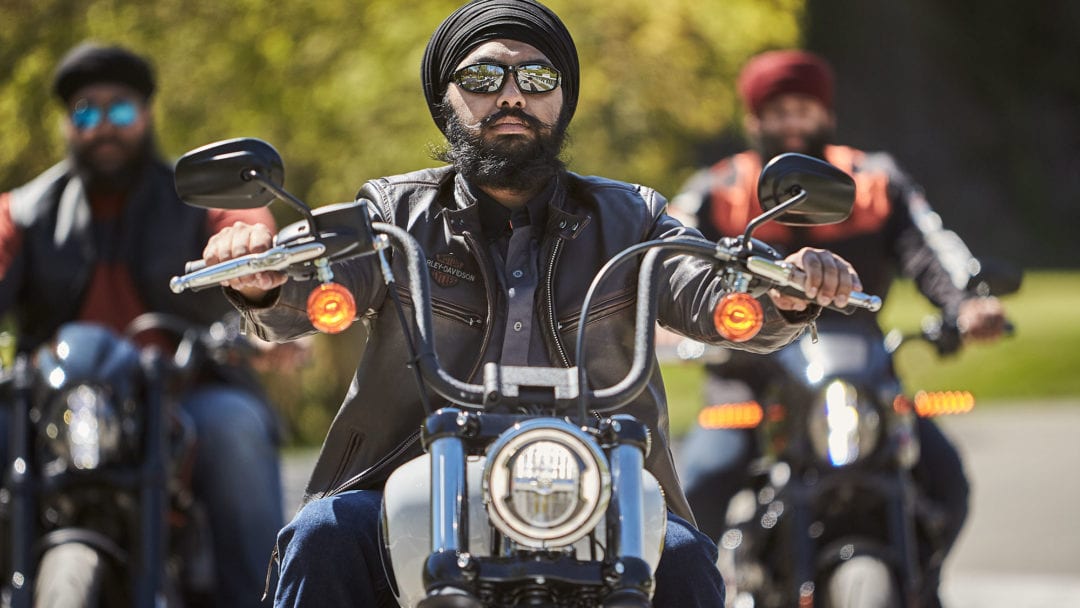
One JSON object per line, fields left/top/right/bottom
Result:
{"left": 245, "top": 169, "right": 318, "bottom": 228}
{"left": 740, "top": 187, "right": 806, "bottom": 251}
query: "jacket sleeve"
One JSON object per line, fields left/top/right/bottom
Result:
{"left": 874, "top": 153, "right": 972, "bottom": 317}
{"left": 648, "top": 188, "right": 815, "bottom": 354}
{"left": 224, "top": 191, "right": 387, "bottom": 342}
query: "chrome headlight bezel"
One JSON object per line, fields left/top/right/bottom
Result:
{"left": 483, "top": 419, "right": 611, "bottom": 549}
{"left": 807, "top": 380, "right": 882, "bottom": 467}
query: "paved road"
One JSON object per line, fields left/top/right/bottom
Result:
{"left": 936, "top": 399, "right": 1080, "bottom": 607}
{"left": 280, "top": 399, "right": 1080, "bottom": 606}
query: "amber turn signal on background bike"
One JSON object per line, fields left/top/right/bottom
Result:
{"left": 713, "top": 292, "right": 764, "bottom": 342}
{"left": 307, "top": 282, "right": 357, "bottom": 333}
{"left": 913, "top": 390, "right": 975, "bottom": 417}
{"left": 698, "top": 401, "right": 764, "bottom": 429}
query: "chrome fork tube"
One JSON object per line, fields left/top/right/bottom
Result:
{"left": 429, "top": 435, "right": 467, "bottom": 552}
{"left": 610, "top": 443, "right": 646, "bottom": 560}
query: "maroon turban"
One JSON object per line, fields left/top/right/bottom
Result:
{"left": 736, "top": 50, "right": 834, "bottom": 115}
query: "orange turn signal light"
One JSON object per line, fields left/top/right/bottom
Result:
{"left": 306, "top": 282, "right": 357, "bottom": 334}
{"left": 713, "top": 292, "right": 764, "bottom": 343}
{"left": 913, "top": 390, "right": 975, "bottom": 417}
{"left": 698, "top": 401, "right": 764, "bottom": 429}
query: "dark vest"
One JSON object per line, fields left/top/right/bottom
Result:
{"left": 7, "top": 159, "right": 234, "bottom": 352}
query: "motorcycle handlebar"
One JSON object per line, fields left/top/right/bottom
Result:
{"left": 169, "top": 228, "right": 882, "bottom": 411}
{"left": 170, "top": 242, "right": 327, "bottom": 293}
{"left": 746, "top": 256, "right": 882, "bottom": 312}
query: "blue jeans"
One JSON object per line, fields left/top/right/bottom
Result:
{"left": 1, "top": 385, "right": 283, "bottom": 608}
{"left": 274, "top": 490, "right": 726, "bottom": 607}
{"left": 182, "top": 385, "right": 283, "bottom": 608}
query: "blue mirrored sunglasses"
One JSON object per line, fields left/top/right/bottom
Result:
{"left": 70, "top": 99, "right": 140, "bottom": 131}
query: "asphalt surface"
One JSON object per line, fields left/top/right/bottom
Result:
{"left": 280, "top": 399, "right": 1080, "bottom": 607}
{"left": 935, "top": 399, "right": 1080, "bottom": 607}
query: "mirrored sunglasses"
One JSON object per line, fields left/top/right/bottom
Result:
{"left": 451, "top": 63, "right": 561, "bottom": 94}
{"left": 70, "top": 99, "right": 140, "bottom": 131}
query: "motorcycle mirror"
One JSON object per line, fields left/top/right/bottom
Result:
{"left": 174, "top": 138, "right": 285, "bottom": 209}
{"left": 757, "top": 153, "right": 855, "bottom": 226}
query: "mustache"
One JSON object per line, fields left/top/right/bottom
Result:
{"left": 84, "top": 136, "right": 130, "bottom": 153}
{"left": 473, "top": 107, "right": 553, "bottom": 132}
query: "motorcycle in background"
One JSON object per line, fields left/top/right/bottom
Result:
{"left": 684, "top": 287, "right": 1018, "bottom": 606}
{"left": 166, "top": 138, "right": 879, "bottom": 607}
{"left": 1, "top": 314, "right": 253, "bottom": 607}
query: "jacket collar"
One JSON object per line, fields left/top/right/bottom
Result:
{"left": 443, "top": 170, "right": 588, "bottom": 240}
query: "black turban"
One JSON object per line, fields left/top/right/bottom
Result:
{"left": 53, "top": 42, "right": 156, "bottom": 104}
{"left": 421, "top": 0, "right": 579, "bottom": 133}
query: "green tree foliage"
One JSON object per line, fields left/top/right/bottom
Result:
{"left": 1, "top": 0, "right": 803, "bottom": 444}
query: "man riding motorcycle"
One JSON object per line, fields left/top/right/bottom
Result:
{"left": 0, "top": 42, "right": 284, "bottom": 607}
{"left": 201, "top": 2, "right": 868, "bottom": 606}
{"left": 670, "top": 49, "right": 1008, "bottom": 606}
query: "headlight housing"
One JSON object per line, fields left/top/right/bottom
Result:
{"left": 807, "top": 380, "right": 881, "bottom": 467}
{"left": 41, "top": 384, "right": 123, "bottom": 471}
{"left": 483, "top": 420, "right": 611, "bottom": 548}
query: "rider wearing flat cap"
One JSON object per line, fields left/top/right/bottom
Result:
{"left": 0, "top": 42, "right": 283, "bottom": 607}
{"left": 206, "top": 4, "right": 865, "bottom": 606}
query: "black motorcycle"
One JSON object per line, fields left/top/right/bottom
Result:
{"left": 166, "top": 138, "right": 879, "bottom": 606}
{"left": 687, "top": 298, "right": 1017, "bottom": 606}
{"left": 1, "top": 314, "right": 252, "bottom": 607}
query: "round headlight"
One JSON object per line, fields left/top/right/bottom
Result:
{"left": 807, "top": 380, "right": 881, "bottom": 467}
{"left": 42, "top": 384, "right": 122, "bottom": 470}
{"left": 484, "top": 420, "right": 610, "bottom": 549}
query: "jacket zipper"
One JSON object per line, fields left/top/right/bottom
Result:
{"left": 555, "top": 290, "right": 637, "bottom": 335}
{"left": 327, "top": 428, "right": 422, "bottom": 497}
{"left": 545, "top": 238, "right": 571, "bottom": 367}
{"left": 395, "top": 285, "right": 485, "bottom": 328}
{"left": 462, "top": 232, "right": 497, "bottom": 384}
{"left": 553, "top": 289, "right": 636, "bottom": 424}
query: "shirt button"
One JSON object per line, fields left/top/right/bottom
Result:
{"left": 512, "top": 269, "right": 524, "bottom": 279}
{"left": 513, "top": 321, "right": 523, "bottom": 332}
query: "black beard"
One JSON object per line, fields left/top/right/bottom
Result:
{"left": 434, "top": 103, "right": 568, "bottom": 193}
{"left": 755, "top": 125, "right": 834, "bottom": 163}
{"left": 69, "top": 133, "right": 153, "bottom": 194}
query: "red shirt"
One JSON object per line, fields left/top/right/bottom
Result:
{"left": 0, "top": 190, "right": 274, "bottom": 335}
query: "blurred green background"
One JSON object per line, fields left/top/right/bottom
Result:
{"left": 2, "top": 0, "right": 1077, "bottom": 446}
{"left": 662, "top": 273, "right": 1080, "bottom": 438}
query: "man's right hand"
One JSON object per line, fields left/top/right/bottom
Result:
{"left": 202, "top": 221, "right": 287, "bottom": 301}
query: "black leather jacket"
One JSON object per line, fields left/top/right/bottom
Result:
{"left": 232, "top": 166, "right": 814, "bottom": 522}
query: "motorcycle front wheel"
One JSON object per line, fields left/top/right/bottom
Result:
{"left": 822, "top": 555, "right": 901, "bottom": 608}
{"left": 33, "top": 543, "right": 107, "bottom": 608}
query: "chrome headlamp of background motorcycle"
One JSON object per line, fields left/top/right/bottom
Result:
{"left": 41, "top": 384, "right": 123, "bottom": 471}
{"left": 807, "top": 380, "right": 882, "bottom": 467}
{"left": 483, "top": 420, "right": 611, "bottom": 549}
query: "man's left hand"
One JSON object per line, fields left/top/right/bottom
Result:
{"left": 957, "top": 296, "right": 1008, "bottom": 343}
{"left": 769, "top": 247, "right": 863, "bottom": 312}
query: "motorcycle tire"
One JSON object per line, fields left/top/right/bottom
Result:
{"left": 822, "top": 555, "right": 901, "bottom": 608}
{"left": 33, "top": 543, "right": 107, "bottom": 608}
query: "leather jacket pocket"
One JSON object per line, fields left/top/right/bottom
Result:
{"left": 395, "top": 285, "right": 485, "bottom": 329}
{"left": 555, "top": 289, "right": 636, "bottom": 335}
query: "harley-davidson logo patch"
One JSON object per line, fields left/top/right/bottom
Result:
{"left": 427, "top": 253, "right": 476, "bottom": 288}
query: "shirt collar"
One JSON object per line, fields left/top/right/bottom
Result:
{"left": 469, "top": 177, "right": 556, "bottom": 241}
